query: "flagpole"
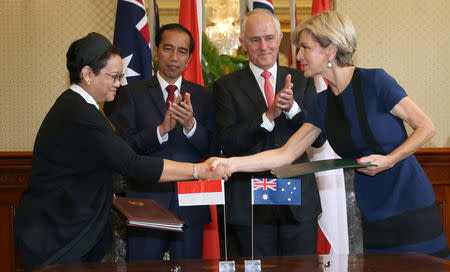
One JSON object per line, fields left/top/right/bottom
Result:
{"left": 289, "top": 0, "right": 297, "bottom": 68}
{"left": 223, "top": 203, "right": 228, "bottom": 261}
{"left": 251, "top": 203, "right": 254, "bottom": 261}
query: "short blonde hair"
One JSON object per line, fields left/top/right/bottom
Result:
{"left": 292, "top": 11, "right": 356, "bottom": 67}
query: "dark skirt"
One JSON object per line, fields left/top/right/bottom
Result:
{"left": 363, "top": 203, "right": 449, "bottom": 258}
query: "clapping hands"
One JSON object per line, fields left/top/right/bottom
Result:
{"left": 169, "top": 92, "right": 195, "bottom": 133}
{"left": 266, "top": 74, "right": 295, "bottom": 121}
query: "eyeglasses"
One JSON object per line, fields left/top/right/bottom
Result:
{"left": 102, "top": 71, "right": 125, "bottom": 82}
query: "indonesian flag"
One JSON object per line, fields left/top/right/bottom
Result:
{"left": 179, "top": 0, "right": 204, "bottom": 85}
{"left": 179, "top": 0, "right": 221, "bottom": 259}
{"left": 177, "top": 180, "right": 225, "bottom": 206}
{"left": 311, "top": 0, "right": 330, "bottom": 15}
{"left": 306, "top": 0, "right": 349, "bottom": 255}
{"left": 178, "top": 179, "right": 224, "bottom": 258}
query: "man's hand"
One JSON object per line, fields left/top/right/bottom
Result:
{"left": 158, "top": 102, "right": 177, "bottom": 136}
{"left": 266, "top": 74, "right": 294, "bottom": 121}
{"left": 276, "top": 74, "right": 294, "bottom": 111}
{"left": 170, "top": 92, "right": 195, "bottom": 132}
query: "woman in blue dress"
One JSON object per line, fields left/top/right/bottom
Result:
{"left": 210, "top": 11, "right": 448, "bottom": 257}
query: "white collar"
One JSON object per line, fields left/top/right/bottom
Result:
{"left": 157, "top": 71, "right": 182, "bottom": 92}
{"left": 69, "top": 84, "right": 99, "bottom": 110}
{"left": 249, "top": 62, "right": 277, "bottom": 80}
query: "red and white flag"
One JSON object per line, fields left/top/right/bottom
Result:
{"left": 306, "top": 0, "right": 349, "bottom": 255}
{"left": 179, "top": 1, "right": 222, "bottom": 259}
{"left": 179, "top": 0, "right": 204, "bottom": 85}
{"left": 177, "top": 180, "right": 225, "bottom": 206}
{"left": 311, "top": 0, "right": 330, "bottom": 15}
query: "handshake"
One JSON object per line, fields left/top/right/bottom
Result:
{"left": 195, "top": 157, "right": 235, "bottom": 181}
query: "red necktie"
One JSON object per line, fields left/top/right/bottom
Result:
{"left": 261, "top": 70, "right": 274, "bottom": 108}
{"left": 166, "top": 85, "right": 176, "bottom": 109}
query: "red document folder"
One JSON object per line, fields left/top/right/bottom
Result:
{"left": 112, "top": 196, "right": 184, "bottom": 232}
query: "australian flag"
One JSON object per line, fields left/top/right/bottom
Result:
{"left": 248, "top": 0, "right": 274, "bottom": 13}
{"left": 251, "top": 178, "right": 301, "bottom": 205}
{"left": 114, "top": 0, "right": 153, "bottom": 85}
{"left": 104, "top": 0, "right": 156, "bottom": 123}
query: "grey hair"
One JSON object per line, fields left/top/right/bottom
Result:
{"left": 241, "top": 8, "right": 281, "bottom": 39}
{"left": 292, "top": 10, "right": 357, "bottom": 67}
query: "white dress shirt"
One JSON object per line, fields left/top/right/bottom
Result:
{"left": 248, "top": 62, "right": 301, "bottom": 132}
{"left": 156, "top": 71, "right": 197, "bottom": 143}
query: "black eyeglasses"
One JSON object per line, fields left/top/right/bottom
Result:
{"left": 102, "top": 71, "right": 125, "bottom": 82}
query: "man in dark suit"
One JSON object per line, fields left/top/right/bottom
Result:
{"left": 114, "top": 24, "right": 218, "bottom": 260}
{"left": 213, "top": 9, "right": 324, "bottom": 257}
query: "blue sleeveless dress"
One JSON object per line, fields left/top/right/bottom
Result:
{"left": 305, "top": 68, "right": 448, "bottom": 258}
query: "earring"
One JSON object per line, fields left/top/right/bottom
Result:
{"left": 87, "top": 80, "right": 90, "bottom": 85}
{"left": 327, "top": 57, "right": 332, "bottom": 68}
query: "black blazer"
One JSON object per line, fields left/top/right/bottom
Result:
{"left": 115, "top": 76, "right": 219, "bottom": 225}
{"left": 14, "top": 90, "right": 163, "bottom": 271}
{"left": 213, "top": 65, "right": 323, "bottom": 225}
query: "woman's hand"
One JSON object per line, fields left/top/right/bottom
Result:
{"left": 206, "top": 157, "right": 237, "bottom": 174}
{"left": 197, "top": 159, "right": 232, "bottom": 181}
{"left": 356, "top": 154, "right": 395, "bottom": 176}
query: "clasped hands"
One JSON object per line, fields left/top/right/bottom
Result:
{"left": 195, "top": 157, "right": 234, "bottom": 181}
{"left": 159, "top": 93, "right": 195, "bottom": 136}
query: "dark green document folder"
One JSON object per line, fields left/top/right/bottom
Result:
{"left": 271, "top": 159, "right": 376, "bottom": 178}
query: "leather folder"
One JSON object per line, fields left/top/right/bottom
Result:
{"left": 271, "top": 158, "right": 376, "bottom": 178}
{"left": 112, "top": 196, "right": 184, "bottom": 232}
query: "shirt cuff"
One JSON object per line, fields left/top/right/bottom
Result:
{"left": 261, "top": 113, "right": 275, "bottom": 132}
{"left": 157, "top": 126, "right": 169, "bottom": 144}
{"left": 183, "top": 118, "right": 197, "bottom": 139}
{"left": 283, "top": 101, "right": 301, "bottom": 120}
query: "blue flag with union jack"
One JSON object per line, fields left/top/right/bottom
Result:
{"left": 248, "top": 0, "right": 274, "bottom": 13}
{"left": 104, "top": 0, "right": 158, "bottom": 124}
{"left": 251, "top": 178, "right": 301, "bottom": 205}
{"left": 114, "top": 0, "right": 153, "bottom": 85}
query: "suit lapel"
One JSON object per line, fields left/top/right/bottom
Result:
{"left": 276, "top": 65, "right": 288, "bottom": 95}
{"left": 239, "top": 65, "right": 268, "bottom": 110}
{"left": 180, "top": 79, "right": 188, "bottom": 101}
{"left": 146, "top": 76, "right": 167, "bottom": 117}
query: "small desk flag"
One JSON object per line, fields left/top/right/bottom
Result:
{"left": 251, "top": 178, "right": 301, "bottom": 205}
{"left": 178, "top": 180, "right": 225, "bottom": 206}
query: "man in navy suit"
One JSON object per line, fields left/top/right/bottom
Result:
{"left": 114, "top": 24, "right": 218, "bottom": 260}
{"left": 213, "top": 9, "right": 325, "bottom": 257}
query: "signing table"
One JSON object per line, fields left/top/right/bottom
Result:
{"left": 36, "top": 253, "right": 449, "bottom": 272}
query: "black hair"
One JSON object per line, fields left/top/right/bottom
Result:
{"left": 66, "top": 32, "right": 121, "bottom": 84}
{"left": 155, "top": 23, "right": 195, "bottom": 54}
